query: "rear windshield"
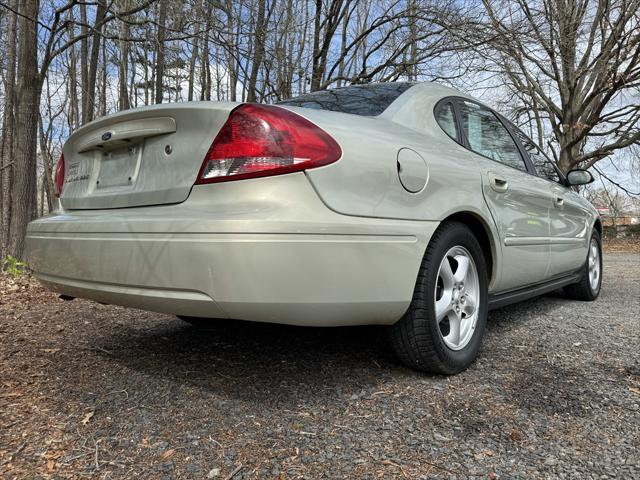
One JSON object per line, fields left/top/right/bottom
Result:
{"left": 277, "top": 82, "right": 416, "bottom": 116}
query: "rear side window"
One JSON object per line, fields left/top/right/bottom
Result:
{"left": 458, "top": 101, "right": 526, "bottom": 172}
{"left": 277, "top": 83, "right": 416, "bottom": 116}
{"left": 435, "top": 102, "right": 458, "bottom": 140}
{"left": 512, "top": 129, "right": 561, "bottom": 183}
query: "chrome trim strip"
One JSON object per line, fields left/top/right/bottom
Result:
{"left": 504, "top": 237, "right": 549, "bottom": 246}
{"left": 504, "top": 237, "right": 584, "bottom": 246}
{"left": 549, "top": 237, "right": 585, "bottom": 245}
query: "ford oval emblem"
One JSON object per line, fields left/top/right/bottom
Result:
{"left": 101, "top": 132, "right": 112, "bottom": 141}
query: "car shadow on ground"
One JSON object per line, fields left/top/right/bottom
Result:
{"left": 97, "top": 317, "right": 401, "bottom": 405}
{"left": 484, "top": 288, "right": 566, "bottom": 335}
{"left": 82, "top": 291, "right": 566, "bottom": 407}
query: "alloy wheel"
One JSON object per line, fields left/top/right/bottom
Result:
{"left": 434, "top": 246, "right": 480, "bottom": 351}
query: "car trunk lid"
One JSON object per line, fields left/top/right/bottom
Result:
{"left": 60, "top": 102, "right": 239, "bottom": 210}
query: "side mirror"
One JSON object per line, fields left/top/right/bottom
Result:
{"left": 566, "top": 169, "right": 594, "bottom": 186}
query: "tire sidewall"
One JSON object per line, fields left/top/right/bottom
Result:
{"left": 424, "top": 224, "right": 489, "bottom": 372}
{"left": 589, "top": 230, "right": 603, "bottom": 298}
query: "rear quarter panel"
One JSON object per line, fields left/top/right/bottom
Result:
{"left": 284, "top": 85, "right": 502, "bottom": 289}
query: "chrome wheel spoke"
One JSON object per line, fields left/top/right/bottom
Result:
{"left": 439, "top": 259, "right": 455, "bottom": 288}
{"left": 446, "top": 313, "right": 462, "bottom": 346}
{"left": 462, "top": 293, "right": 476, "bottom": 316}
{"left": 435, "top": 292, "right": 453, "bottom": 322}
{"left": 453, "top": 255, "right": 470, "bottom": 283}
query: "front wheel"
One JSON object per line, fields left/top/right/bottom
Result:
{"left": 564, "top": 230, "right": 602, "bottom": 301}
{"left": 389, "top": 221, "right": 489, "bottom": 374}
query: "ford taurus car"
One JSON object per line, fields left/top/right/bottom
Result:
{"left": 26, "top": 82, "right": 602, "bottom": 374}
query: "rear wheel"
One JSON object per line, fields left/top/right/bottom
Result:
{"left": 389, "top": 221, "right": 489, "bottom": 374}
{"left": 564, "top": 230, "right": 602, "bottom": 301}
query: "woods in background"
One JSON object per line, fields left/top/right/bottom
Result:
{"left": 0, "top": 0, "right": 639, "bottom": 260}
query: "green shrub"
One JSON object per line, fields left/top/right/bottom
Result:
{"left": 2, "top": 255, "right": 28, "bottom": 277}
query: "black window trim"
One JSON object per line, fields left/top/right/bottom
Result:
{"left": 457, "top": 97, "right": 535, "bottom": 174}
{"left": 501, "top": 119, "right": 567, "bottom": 186}
{"left": 433, "top": 99, "right": 461, "bottom": 143}
{"left": 434, "top": 96, "right": 537, "bottom": 175}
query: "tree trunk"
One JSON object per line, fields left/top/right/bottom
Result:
{"left": 118, "top": 2, "right": 131, "bottom": 111}
{"left": 0, "top": 0, "right": 18, "bottom": 259}
{"left": 187, "top": 31, "right": 199, "bottom": 101}
{"left": 336, "top": 7, "right": 349, "bottom": 88}
{"left": 67, "top": 11, "right": 80, "bottom": 130}
{"left": 9, "top": 0, "right": 41, "bottom": 259}
{"left": 200, "top": 21, "right": 211, "bottom": 101}
{"left": 100, "top": 42, "right": 108, "bottom": 117}
{"left": 407, "top": 0, "right": 418, "bottom": 81}
{"left": 154, "top": 0, "right": 168, "bottom": 104}
{"left": 246, "top": 0, "right": 267, "bottom": 102}
{"left": 226, "top": 0, "right": 237, "bottom": 101}
{"left": 79, "top": 2, "right": 89, "bottom": 122}
{"left": 311, "top": 0, "right": 322, "bottom": 91}
{"left": 38, "top": 115, "right": 54, "bottom": 215}
{"left": 129, "top": 44, "right": 138, "bottom": 108}
{"left": 84, "top": 1, "right": 106, "bottom": 123}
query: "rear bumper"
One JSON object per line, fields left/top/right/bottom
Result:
{"left": 27, "top": 174, "right": 437, "bottom": 326}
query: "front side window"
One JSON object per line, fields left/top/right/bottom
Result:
{"left": 458, "top": 101, "right": 527, "bottom": 172}
{"left": 435, "top": 102, "right": 458, "bottom": 140}
{"left": 512, "top": 129, "right": 561, "bottom": 183}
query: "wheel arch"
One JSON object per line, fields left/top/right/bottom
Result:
{"left": 441, "top": 211, "right": 499, "bottom": 289}
{"left": 593, "top": 217, "right": 603, "bottom": 238}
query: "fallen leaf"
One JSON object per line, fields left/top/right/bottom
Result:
{"left": 42, "top": 348, "right": 60, "bottom": 354}
{"left": 207, "top": 468, "right": 221, "bottom": 478}
{"left": 510, "top": 429, "right": 523, "bottom": 442}
{"left": 0, "top": 392, "right": 22, "bottom": 398}
{"left": 81, "top": 411, "right": 94, "bottom": 425}
{"left": 629, "top": 387, "right": 640, "bottom": 394}
{"left": 160, "top": 449, "right": 175, "bottom": 459}
{"left": 47, "top": 459, "right": 55, "bottom": 472}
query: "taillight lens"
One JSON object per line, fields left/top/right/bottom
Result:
{"left": 195, "top": 104, "right": 341, "bottom": 184}
{"left": 54, "top": 153, "right": 65, "bottom": 197}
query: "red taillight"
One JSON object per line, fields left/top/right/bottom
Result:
{"left": 195, "top": 104, "right": 341, "bottom": 184}
{"left": 54, "top": 153, "right": 65, "bottom": 197}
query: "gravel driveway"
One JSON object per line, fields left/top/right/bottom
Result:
{"left": 1, "top": 253, "right": 639, "bottom": 479}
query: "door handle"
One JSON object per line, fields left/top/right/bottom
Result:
{"left": 488, "top": 173, "right": 509, "bottom": 193}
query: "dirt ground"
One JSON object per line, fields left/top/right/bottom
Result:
{"left": 1, "top": 251, "right": 639, "bottom": 479}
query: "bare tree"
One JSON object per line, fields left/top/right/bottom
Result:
{"left": 0, "top": 0, "right": 158, "bottom": 259}
{"left": 468, "top": 0, "right": 640, "bottom": 174}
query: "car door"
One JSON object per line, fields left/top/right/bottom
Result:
{"left": 454, "top": 99, "right": 552, "bottom": 291}
{"left": 510, "top": 129, "right": 591, "bottom": 276}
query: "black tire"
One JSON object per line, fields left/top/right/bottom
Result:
{"left": 564, "top": 230, "right": 602, "bottom": 301}
{"left": 389, "top": 221, "right": 489, "bottom": 374}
